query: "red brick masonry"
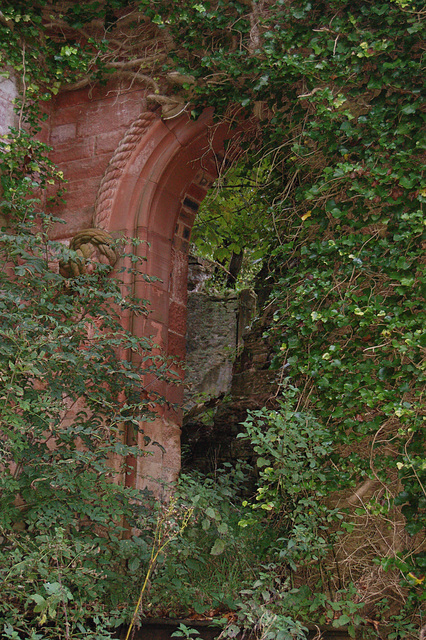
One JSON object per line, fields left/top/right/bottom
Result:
{"left": 47, "top": 82, "right": 232, "bottom": 491}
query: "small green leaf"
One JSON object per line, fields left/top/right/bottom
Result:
{"left": 256, "top": 457, "right": 270, "bottom": 467}
{"left": 128, "top": 557, "right": 140, "bottom": 572}
{"left": 333, "top": 614, "right": 351, "bottom": 626}
{"left": 210, "top": 538, "right": 226, "bottom": 556}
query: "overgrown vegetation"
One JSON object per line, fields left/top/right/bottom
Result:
{"left": 0, "top": 0, "right": 425, "bottom": 638}
{"left": 185, "top": 0, "right": 426, "bottom": 634}
{"left": 0, "top": 135, "right": 177, "bottom": 637}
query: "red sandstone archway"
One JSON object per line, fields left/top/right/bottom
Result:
{"left": 92, "top": 107, "right": 233, "bottom": 492}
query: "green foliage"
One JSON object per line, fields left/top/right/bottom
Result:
{"left": 128, "top": 397, "right": 368, "bottom": 638}
{"left": 0, "top": 1, "right": 132, "bottom": 102}
{"left": 0, "top": 528, "right": 123, "bottom": 638}
{"left": 0, "top": 220, "right": 171, "bottom": 517}
{"left": 157, "top": 0, "right": 425, "bottom": 633}
{"left": 238, "top": 387, "right": 332, "bottom": 513}
{"left": 171, "top": 623, "right": 200, "bottom": 638}
{"left": 230, "top": 393, "right": 363, "bottom": 638}
{"left": 144, "top": 463, "right": 266, "bottom": 617}
{"left": 0, "top": 220, "right": 175, "bottom": 635}
{"left": 237, "top": 391, "right": 339, "bottom": 580}
{"left": 0, "top": 12, "right": 176, "bottom": 635}
{"left": 0, "top": 167, "right": 178, "bottom": 633}
{"left": 192, "top": 163, "right": 272, "bottom": 289}
{"left": 123, "top": 497, "right": 195, "bottom": 640}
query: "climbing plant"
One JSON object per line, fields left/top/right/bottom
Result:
{"left": 191, "top": 163, "right": 273, "bottom": 289}
{"left": 154, "top": 0, "right": 426, "bottom": 635}
{"left": 0, "top": 4, "right": 178, "bottom": 637}
{"left": 0, "top": 161, "right": 178, "bottom": 637}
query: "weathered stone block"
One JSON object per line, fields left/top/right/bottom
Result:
{"left": 184, "top": 292, "right": 238, "bottom": 409}
{"left": 51, "top": 138, "right": 95, "bottom": 164}
{"left": 168, "top": 301, "right": 187, "bottom": 336}
{"left": 50, "top": 122, "right": 77, "bottom": 144}
{"left": 0, "top": 76, "right": 18, "bottom": 136}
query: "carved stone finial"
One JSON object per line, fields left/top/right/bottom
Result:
{"left": 59, "top": 228, "right": 117, "bottom": 277}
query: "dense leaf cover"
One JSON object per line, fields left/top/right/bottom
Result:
{"left": 160, "top": 0, "right": 425, "bottom": 634}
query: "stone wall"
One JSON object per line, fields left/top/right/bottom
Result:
{"left": 48, "top": 84, "right": 149, "bottom": 239}
{"left": 184, "top": 291, "right": 238, "bottom": 411}
{"left": 0, "top": 74, "right": 18, "bottom": 137}
{"left": 182, "top": 262, "right": 277, "bottom": 472}
{"left": 3, "top": 71, "right": 242, "bottom": 488}
{"left": 183, "top": 257, "right": 260, "bottom": 414}
{"left": 5, "top": 77, "right": 235, "bottom": 490}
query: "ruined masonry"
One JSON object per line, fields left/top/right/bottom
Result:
{"left": 0, "top": 76, "right": 233, "bottom": 491}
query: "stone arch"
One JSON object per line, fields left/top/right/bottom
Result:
{"left": 94, "top": 107, "right": 233, "bottom": 492}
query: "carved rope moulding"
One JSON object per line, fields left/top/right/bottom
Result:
{"left": 93, "top": 111, "right": 157, "bottom": 230}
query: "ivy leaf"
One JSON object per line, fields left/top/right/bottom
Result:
{"left": 30, "top": 594, "right": 47, "bottom": 613}
{"left": 333, "top": 614, "right": 351, "bottom": 627}
{"left": 257, "top": 457, "right": 270, "bottom": 467}
{"left": 210, "top": 538, "right": 226, "bottom": 556}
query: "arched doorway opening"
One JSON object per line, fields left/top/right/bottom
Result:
{"left": 94, "top": 107, "right": 236, "bottom": 492}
